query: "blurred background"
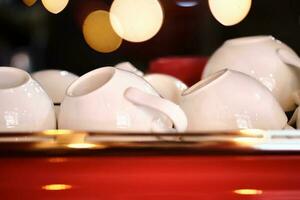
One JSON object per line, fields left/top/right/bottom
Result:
{"left": 0, "top": 0, "right": 300, "bottom": 75}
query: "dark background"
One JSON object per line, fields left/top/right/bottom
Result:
{"left": 0, "top": 0, "right": 300, "bottom": 75}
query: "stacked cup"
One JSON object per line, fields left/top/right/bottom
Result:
{"left": 1, "top": 35, "right": 299, "bottom": 134}
{"left": 58, "top": 67, "right": 187, "bottom": 132}
{"left": 0, "top": 66, "right": 187, "bottom": 133}
{"left": 200, "top": 35, "right": 300, "bottom": 130}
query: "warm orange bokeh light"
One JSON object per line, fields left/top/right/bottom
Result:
{"left": 234, "top": 189, "right": 263, "bottom": 195}
{"left": 43, "top": 130, "right": 74, "bottom": 136}
{"left": 67, "top": 143, "right": 99, "bottom": 149}
{"left": 42, "top": 184, "right": 72, "bottom": 191}
{"left": 83, "top": 10, "right": 122, "bottom": 53}
{"left": 22, "top": 0, "right": 37, "bottom": 7}
{"left": 47, "top": 157, "right": 67, "bottom": 163}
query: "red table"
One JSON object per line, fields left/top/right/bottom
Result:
{"left": 0, "top": 132, "right": 299, "bottom": 200}
{"left": 148, "top": 56, "right": 208, "bottom": 86}
{"left": 1, "top": 154, "right": 300, "bottom": 199}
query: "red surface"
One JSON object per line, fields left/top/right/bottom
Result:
{"left": 1, "top": 155, "right": 300, "bottom": 199}
{"left": 148, "top": 56, "right": 208, "bottom": 86}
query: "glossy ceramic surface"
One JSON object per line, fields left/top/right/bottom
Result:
{"left": 115, "top": 62, "right": 144, "bottom": 76}
{"left": 0, "top": 67, "right": 56, "bottom": 132}
{"left": 32, "top": 69, "right": 78, "bottom": 118}
{"left": 32, "top": 69, "right": 79, "bottom": 103}
{"left": 59, "top": 67, "right": 187, "bottom": 132}
{"left": 115, "top": 63, "right": 187, "bottom": 104}
{"left": 180, "top": 69, "right": 287, "bottom": 131}
{"left": 202, "top": 35, "right": 300, "bottom": 111}
{"left": 144, "top": 73, "right": 187, "bottom": 104}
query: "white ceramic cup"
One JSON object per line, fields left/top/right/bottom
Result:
{"left": 202, "top": 35, "right": 300, "bottom": 111}
{"left": 115, "top": 62, "right": 144, "bottom": 76}
{"left": 32, "top": 69, "right": 78, "bottom": 117}
{"left": 0, "top": 67, "right": 56, "bottom": 132}
{"left": 115, "top": 62, "right": 187, "bottom": 104}
{"left": 58, "top": 67, "right": 187, "bottom": 132}
{"left": 144, "top": 73, "right": 187, "bottom": 104}
{"left": 180, "top": 69, "right": 287, "bottom": 132}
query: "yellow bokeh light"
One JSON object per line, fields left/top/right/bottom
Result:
{"left": 43, "top": 130, "right": 74, "bottom": 136}
{"left": 67, "top": 143, "right": 99, "bottom": 149}
{"left": 83, "top": 10, "right": 122, "bottom": 53}
{"left": 22, "top": 0, "right": 37, "bottom": 7}
{"left": 209, "top": 0, "right": 252, "bottom": 26}
{"left": 41, "top": 0, "right": 69, "bottom": 14}
{"left": 42, "top": 184, "right": 72, "bottom": 191}
{"left": 234, "top": 189, "right": 263, "bottom": 195}
{"left": 110, "top": 0, "right": 164, "bottom": 42}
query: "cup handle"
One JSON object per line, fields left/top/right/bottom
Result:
{"left": 277, "top": 48, "right": 300, "bottom": 68}
{"left": 124, "top": 87, "right": 187, "bottom": 132}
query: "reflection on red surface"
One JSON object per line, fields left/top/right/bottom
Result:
{"left": 1, "top": 155, "right": 300, "bottom": 199}
{"left": 148, "top": 56, "right": 208, "bottom": 86}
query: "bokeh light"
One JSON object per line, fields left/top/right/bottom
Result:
{"left": 43, "top": 130, "right": 74, "bottom": 136}
{"left": 110, "top": 0, "right": 164, "bottom": 42}
{"left": 176, "top": 0, "right": 199, "bottom": 8}
{"left": 22, "top": 0, "right": 37, "bottom": 7}
{"left": 74, "top": 0, "right": 109, "bottom": 27}
{"left": 83, "top": 10, "right": 122, "bottom": 53}
{"left": 41, "top": 0, "right": 69, "bottom": 14}
{"left": 10, "top": 51, "right": 31, "bottom": 72}
{"left": 67, "top": 143, "right": 100, "bottom": 149}
{"left": 209, "top": 0, "right": 252, "bottom": 26}
{"left": 234, "top": 189, "right": 263, "bottom": 195}
{"left": 42, "top": 184, "right": 72, "bottom": 191}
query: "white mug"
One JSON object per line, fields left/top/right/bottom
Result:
{"left": 59, "top": 67, "right": 187, "bottom": 132}
{"left": 115, "top": 62, "right": 144, "bottom": 76}
{"left": 202, "top": 35, "right": 300, "bottom": 111}
{"left": 0, "top": 67, "right": 56, "bottom": 132}
{"left": 144, "top": 73, "right": 187, "bottom": 104}
{"left": 32, "top": 69, "right": 78, "bottom": 117}
{"left": 180, "top": 69, "right": 287, "bottom": 132}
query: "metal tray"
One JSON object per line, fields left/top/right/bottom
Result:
{"left": 0, "top": 129, "right": 300, "bottom": 155}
